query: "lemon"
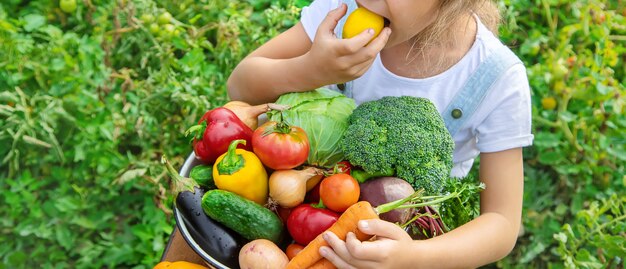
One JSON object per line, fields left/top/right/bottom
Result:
{"left": 342, "top": 7, "right": 384, "bottom": 42}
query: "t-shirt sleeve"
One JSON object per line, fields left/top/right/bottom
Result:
{"left": 475, "top": 63, "right": 534, "bottom": 152}
{"left": 300, "top": 0, "right": 339, "bottom": 42}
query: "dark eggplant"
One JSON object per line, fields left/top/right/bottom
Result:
{"left": 163, "top": 157, "right": 246, "bottom": 268}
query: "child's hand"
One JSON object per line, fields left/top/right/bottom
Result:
{"left": 320, "top": 219, "right": 414, "bottom": 269}
{"left": 305, "top": 4, "right": 391, "bottom": 86}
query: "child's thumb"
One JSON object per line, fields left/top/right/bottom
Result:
{"left": 358, "top": 219, "right": 405, "bottom": 240}
{"left": 318, "top": 3, "right": 347, "bottom": 38}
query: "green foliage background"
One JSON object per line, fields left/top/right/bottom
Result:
{"left": 0, "top": 0, "right": 624, "bottom": 268}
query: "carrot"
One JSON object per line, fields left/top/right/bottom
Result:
{"left": 287, "top": 188, "right": 465, "bottom": 269}
{"left": 308, "top": 258, "right": 336, "bottom": 269}
{"left": 286, "top": 201, "right": 379, "bottom": 269}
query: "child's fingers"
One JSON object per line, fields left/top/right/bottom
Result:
{"left": 320, "top": 232, "right": 357, "bottom": 269}
{"left": 318, "top": 3, "right": 347, "bottom": 38}
{"left": 352, "top": 27, "right": 391, "bottom": 63}
{"left": 319, "top": 246, "right": 356, "bottom": 269}
{"left": 344, "top": 232, "right": 381, "bottom": 262}
{"left": 339, "top": 28, "right": 378, "bottom": 54}
{"left": 321, "top": 232, "right": 350, "bottom": 258}
{"left": 358, "top": 219, "right": 408, "bottom": 240}
{"left": 364, "top": 27, "right": 392, "bottom": 54}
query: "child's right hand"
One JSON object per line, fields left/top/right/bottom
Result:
{"left": 305, "top": 4, "right": 391, "bottom": 86}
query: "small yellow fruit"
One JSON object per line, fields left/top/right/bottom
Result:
{"left": 541, "top": 97, "right": 557, "bottom": 110}
{"left": 342, "top": 7, "right": 384, "bottom": 42}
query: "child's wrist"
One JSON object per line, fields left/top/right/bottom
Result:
{"left": 403, "top": 240, "right": 429, "bottom": 268}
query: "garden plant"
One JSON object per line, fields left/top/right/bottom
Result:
{"left": 0, "top": 0, "right": 624, "bottom": 268}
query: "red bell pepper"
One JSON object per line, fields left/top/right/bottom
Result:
{"left": 187, "top": 107, "right": 254, "bottom": 164}
{"left": 286, "top": 204, "right": 339, "bottom": 245}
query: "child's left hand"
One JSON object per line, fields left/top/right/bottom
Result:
{"left": 320, "top": 219, "right": 414, "bottom": 269}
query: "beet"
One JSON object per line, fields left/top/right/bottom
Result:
{"left": 359, "top": 177, "right": 415, "bottom": 223}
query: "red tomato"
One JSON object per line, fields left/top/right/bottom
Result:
{"left": 334, "top": 160, "right": 352, "bottom": 174}
{"left": 285, "top": 243, "right": 305, "bottom": 260}
{"left": 252, "top": 121, "right": 310, "bottom": 170}
{"left": 287, "top": 204, "right": 339, "bottom": 245}
{"left": 319, "top": 173, "right": 360, "bottom": 212}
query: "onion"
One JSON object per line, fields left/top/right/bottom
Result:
{"left": 269, "top": 167, "right": 322, "bottom": 208}
{"left": 222, "top": 101, "right": 268, "bottom": 130}
{"left": 223, "top": 101, "right": 289, "bottom": 130}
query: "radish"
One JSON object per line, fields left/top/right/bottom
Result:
{"left": 358, "top": 177, "right": 415, "bottom": 223}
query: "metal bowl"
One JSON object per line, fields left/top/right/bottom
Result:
{"left": 174, "top": 152, "right": 238, "bottom": 269}
{"left": 174, "top": 152, "right": 293, "bottom": 269}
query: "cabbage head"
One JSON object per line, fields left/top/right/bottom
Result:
{"left": 268, "top": 88, "right": 356, "bottom": 168}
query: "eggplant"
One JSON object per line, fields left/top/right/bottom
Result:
{"left": 163, "top": 157, "right": 246, "bottom": 268}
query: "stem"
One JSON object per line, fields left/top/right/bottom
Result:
{"left": 351, "top": 168, "right": 395, "bottom": 183}
{"left": 161, "top": 156, "right": 197, "bottom": 194}
{"left": 184, "top": 121, "right": 207, "bottom": 141}
{"left": 312, "top": 198, "right": 326, "bottom": 209}
{"left": 574, "top": 214, "right": 626, "bottom": 251}
{"left": 216, "top": 139, "right": 246, "bottom": 175}
{"left": 267, "top": 103, "right": 290, "bottom": 111}
{"left": 534, "top": 115, "right": 560, "bottom": 128}
{"left": 375, "top": 189, "right": 424, "bottom": 215}
{"left": 395, "top": 191, "right": 462, "bottom": 209}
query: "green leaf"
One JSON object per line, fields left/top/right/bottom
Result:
{"left": 534, "top": 132, "right": 562, "bottom": 148}
{"left": 22, "top": 14, "right": 45, "bottom": 32}
{"left": 519, "top": 241, "right": 547, "bottom": 263}
{"left": 558, "top": 111, "right": 577, "bottom": 122}
{"left": 538, "top": 150, "right": 564, "bottom": 165}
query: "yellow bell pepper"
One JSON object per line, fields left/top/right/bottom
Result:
{"left": 213, "top": 139, "right": 268, "bottom": 204}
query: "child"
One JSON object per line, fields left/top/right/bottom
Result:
{"left": 227, "top": 0, "right": 533, "bottom": 268}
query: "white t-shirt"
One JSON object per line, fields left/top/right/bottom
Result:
{"left": 301, "top": 0, "right": 534, "bottom": 177}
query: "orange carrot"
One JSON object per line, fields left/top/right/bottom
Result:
{"left": 308, "top": 258, "right": 336, "bottom": 269}
{"left": 286, "top": 201, "right": 379, "bottom": 269}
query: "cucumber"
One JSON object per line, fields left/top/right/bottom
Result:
{"left": 202, "top": 189, "right": 283, "bottom": 244}
{"left": 189, "top": 164, "right": 215, "bottom": 189}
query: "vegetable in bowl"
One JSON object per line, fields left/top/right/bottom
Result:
{"left": 340, "top": 96, "right": 455, "bottom": 194}
{"left": 267, "top": 88, "right": 356, "bottom": 168}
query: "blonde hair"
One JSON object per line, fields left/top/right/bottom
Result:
{"left": 409, "top": 0, "right": 501, "bottom": 70}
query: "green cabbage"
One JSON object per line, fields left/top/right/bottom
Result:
{"left": 268, "top": 88, "right": 356, "bottom": 168}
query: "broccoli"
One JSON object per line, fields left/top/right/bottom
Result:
{"left": 339, "top": 96, "right": 454, "bottom": 194}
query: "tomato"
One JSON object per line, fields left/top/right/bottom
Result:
{"left": 158, "top": 12, "right": 173, "bottom": 25}
{"left": 287, "top": 204, "right": 339, "bottom": 245}
{"left": 319, "top": 173, "right": 360, "bottom": 212}
{"left": 334, "top": 160, "right": 352, "bottom": 174}
{"left": 149, "top": 23, "right": 160, "bottom": 35}
{"left": 285, "top": 243, "right": 305, "bottom": 260}
{"left": 60, "top": 0, "right": 77, "bottom": 13}
{"left": 160, "top": 24, "right": 176, "bottom": 39}
{"left": 252, "top": 121, "right": 310, "bottom": 170}
{"left": 541, "top": 97, "right": 557, "bottom": 110}
{"left": 140, "top": 14, "right": 154, "bottom": 24}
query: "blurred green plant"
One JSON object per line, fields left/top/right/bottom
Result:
{"left": 497, "top": 0, "right": 626, "bottom": 267}
{"left": 0, "top": 0, "right": 300, "bottom": 268}
{"left": 1, "top": 0, "right": 625, "bottom": 268}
